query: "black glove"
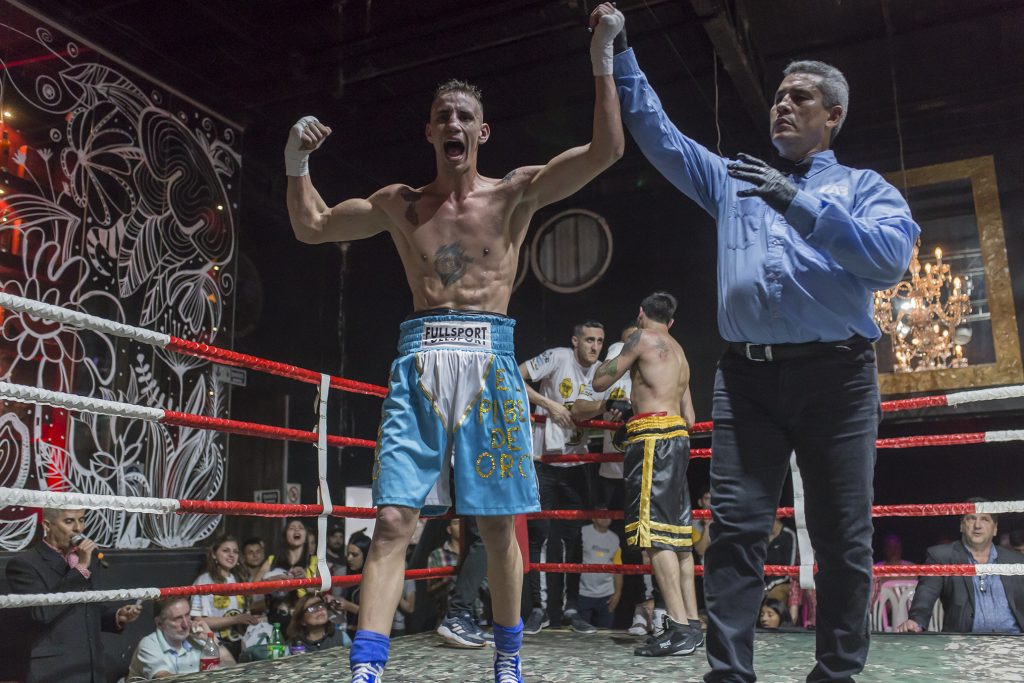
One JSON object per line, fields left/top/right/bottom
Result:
{"left": 605, "top": 399, "right": 633, "bottom": 421}
{"left": 727, "top": 152, "right": 798, "bottom": 215}
{"left": 612, "top": 424, "right": 629, "bottom": 452}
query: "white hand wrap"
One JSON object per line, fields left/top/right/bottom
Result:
{"left": 590, "top": 10, "right": 625, "bottom": 76}
{"left": 285, "top": 116, "right": 324, "bottom": 177}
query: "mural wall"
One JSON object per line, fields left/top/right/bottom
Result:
{"left": 0, "top": 2, "right": 240, "bottom": 550}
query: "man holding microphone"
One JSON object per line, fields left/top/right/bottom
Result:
{"left": 7, "top": 508, "right": 142, "bottom": 683}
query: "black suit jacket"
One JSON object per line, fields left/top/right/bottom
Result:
{"left": 6, "top": 543, "right": 120, "bottom": 683}
{"left": 908, "top": 540, "right": 1024, "bottom": 632}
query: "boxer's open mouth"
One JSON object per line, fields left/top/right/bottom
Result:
{"left": 444, "top": 140, "right": 466, "bottom": 160}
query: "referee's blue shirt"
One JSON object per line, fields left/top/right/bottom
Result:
{"left": 614, "top": 48, "right": 920, "bottom": 345}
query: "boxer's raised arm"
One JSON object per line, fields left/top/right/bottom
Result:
{"left": 284, "top": 116, "right": 393, "bottom": 244}
{"left": 287, "top": 177, "right": 392, "bottom": 244}
{"left": 521, "top": 7, "right": 624, "bottom": 209}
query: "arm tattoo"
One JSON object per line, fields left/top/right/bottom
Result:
{"left": 596, "top": 358, "right": 618, "bottom": 379}
{"left": 622, "top": 330, "right": 642, "bottom": 354}
{"left": 434, "top": 242, "right": 474, "bottom": 287}
{"left": 400, "top": 188, "right": 423, "bottom": 225}
{"left": 500, "top": 169, "right": 517, "bottom": 184}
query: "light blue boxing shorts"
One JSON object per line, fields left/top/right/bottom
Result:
{"left": 372, "top": 310, "right": 540, "bottom": 516}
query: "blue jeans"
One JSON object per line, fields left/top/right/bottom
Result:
{"left": 577, "top": 594, "right": 614, "bottom": 629}
{"left": 704, "top": 342, "right": 879, "bottom": 683}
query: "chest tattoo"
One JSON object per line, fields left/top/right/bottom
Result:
{"left": 400, "top": 188, "right": 424, "bottom": 226}
{"left": 434, "top": 242, "right": 474, "bottom": 287}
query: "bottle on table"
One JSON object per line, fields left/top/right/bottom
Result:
{"left": 269, "top": 622, "right": 287, "bottom": 659}
{"left": 290, "top": 638, "right": 307, "bottom": 656}
{"left": 199, "top": 632, "right": 220, "bottom": 671}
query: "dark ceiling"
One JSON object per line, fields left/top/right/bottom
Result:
{"left": 15, "top": 0, "right": 1024, "bottom": 196}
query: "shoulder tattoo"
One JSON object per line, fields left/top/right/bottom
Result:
{"left": 400, "top": 188, "right": 423, "bottom": 226}
{"left": 434, "top": 242, "right": 474, "bottom": 287}
{"left": 654, "top": 336, "right": 669, "bottom": 358}
{"left": 500, "top": 169, "right": 517, "bottom": 184}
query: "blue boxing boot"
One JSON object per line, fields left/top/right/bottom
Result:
{"left": 350, "top": 630, "right": 389, "bottom": 682}
{"left": 492, "top": 619, "right": 524, "bottom": 683}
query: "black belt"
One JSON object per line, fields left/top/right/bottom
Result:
{"left": 727, "top": 336, "right": 867, "bottom": 362}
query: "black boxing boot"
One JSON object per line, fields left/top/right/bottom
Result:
{"left": 633, "top": 614, "right": 699, "bottom": 657}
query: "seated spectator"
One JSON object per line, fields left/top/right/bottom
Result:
{"left": 128, "top": 596, "right": 235, "bottom": 680}
{"left": 392, "top": 547, "right": 416, "bottom": 638}
{"left": 764, "top": 518, "right": 796, "bottom": 603}
{"left": 577, "top": 516, "right": 622, "bottom": 629}
{"left": 325, "top": 524, "right": 347, "bottom": 569}
{"left": 692, "top": 490, "right": 712, "bottom": 563}
{"left": 191, "top": 534, "right": 261, "bottom": 659}
{"left": 239, "top": 537, "right": 267, "bottom": 582}
{"left": 336, "top": 530, "right": 372, "bottom": 636}
{"left": 426, "top": 518, "right": 461, "bottom": 622}
{"left": 897, "top": 499, "right": 1024, "bottom": 633}
{"left": 262, "top": 519, "right": 319, "bottom": 602}
{"left": 757, "top": 598, "right": 792, "bottom": 630}
{"left": 238, "top": 536, "right": 268, "bottom": 614}
{"left": 285, "top": 594, "right": 351, "bottom": 653}
{"left": 788, "top": 576, "right": 817, "bottom": 629}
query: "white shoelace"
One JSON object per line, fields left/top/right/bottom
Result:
{"left": 351, "top": 662, "right": 385, "bottom": 683}
{"left": 494, "top": 650, "right": 521, "bottom": 683}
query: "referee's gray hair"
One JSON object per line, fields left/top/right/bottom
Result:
{"left": 783, "top": 60, "right": 849, "bottom": 139}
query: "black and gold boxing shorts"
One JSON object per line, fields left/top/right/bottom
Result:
{"left": 623, "top": 413, "right": 693, "bottom": 551}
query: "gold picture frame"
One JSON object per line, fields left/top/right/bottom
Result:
{"left": 878, "top": 155, "right": 1023, "bottom": 395}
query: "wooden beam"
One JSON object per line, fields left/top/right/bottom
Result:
{"left": 688, "top": 0, "right": 768, "bottom": 134}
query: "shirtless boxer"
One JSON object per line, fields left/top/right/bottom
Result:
{"left": 285, "top": 6, "right": 625, "bottom": 682}
{"left": 591, "top": 291, "right": 702, "bottom": 657}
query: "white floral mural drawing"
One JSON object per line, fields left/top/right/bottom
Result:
{"left": 0, "top": 11, "right": 240, "bottom": 549}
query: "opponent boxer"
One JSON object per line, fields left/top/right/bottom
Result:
{"left": 591, "top": 291, "right": 701, "bottom": 656}
{"left": 284, "top": 5, "right": 626, "bottom": 682}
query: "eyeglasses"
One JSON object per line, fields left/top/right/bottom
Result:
{"left": 304, "top": 603, "right": 327, "bottom": 613}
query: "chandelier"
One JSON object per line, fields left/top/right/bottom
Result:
{"left": 873, "top": 243, "right": 971, "bottom": 372}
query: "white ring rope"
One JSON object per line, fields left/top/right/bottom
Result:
{"left": 945, "top": 386, "right": 1024, "bottom": 407}
{"left": 3, "top": 564, "right": 1024, "bottom": 608}
{"left": 0, "top": 292, "right": 171, "bottom": 347}
{"left": 0, "top": 381, "right": 164, "bottom": 422}
{"left": 983, "top": 430, "right": 1024, "bottom": 443}
{"left": 0, "top": 587, "right": 160, "bottom": 608}
{"left": 4, "top": 485, "right": 1024, "bottom": 518}
{"left": 0, "top": 487, "right": 179, "bottom": 514}
{"left": 789, "top": 452, "right": 815, "bottom": 590}
{"left": 975, "top": 564, "right": 1024, "bottom": 576}
{"left": 315, "top": 373, "right": 334, "bottom": 593}
{"left": 975, "top": 501, "right": 1024, "bottom": 515}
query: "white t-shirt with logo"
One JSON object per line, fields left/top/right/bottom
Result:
{"left": 577, "top": 341, "right": 631, "bottom": 480}
{"left": 579, "top": 524, "right": 622, "bottom": 598}
{"left": 190, "top": 572, "right": 246, "bottom": 642}
{"left": 524, "top": 347, "right": 599, "bottom": 461}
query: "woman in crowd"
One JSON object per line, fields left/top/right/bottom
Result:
{"left": 333, "top": 530, "right": 371, "bottom": 636}
{"left": 260, "top": 518, "right": 319, "bottom": 614}
{"left": 757, "top": 597, "right": 792, "bottom": 630}
{"left": 285, "top": 593, "right": 351, "bottom": 652}
{"left": 191, "top": 534, "right": 261, "bottom": 658}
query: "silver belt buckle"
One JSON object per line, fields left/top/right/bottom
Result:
{"left": 745, "top": 343, "right": 773, "bottom": 362}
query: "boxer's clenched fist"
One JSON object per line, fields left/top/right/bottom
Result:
{"left": 285, "top": 116, "right": 332, "bottom": 176}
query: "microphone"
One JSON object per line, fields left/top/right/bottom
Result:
{"left": 70, "top": 534, "right": 110, "bottom": 568}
